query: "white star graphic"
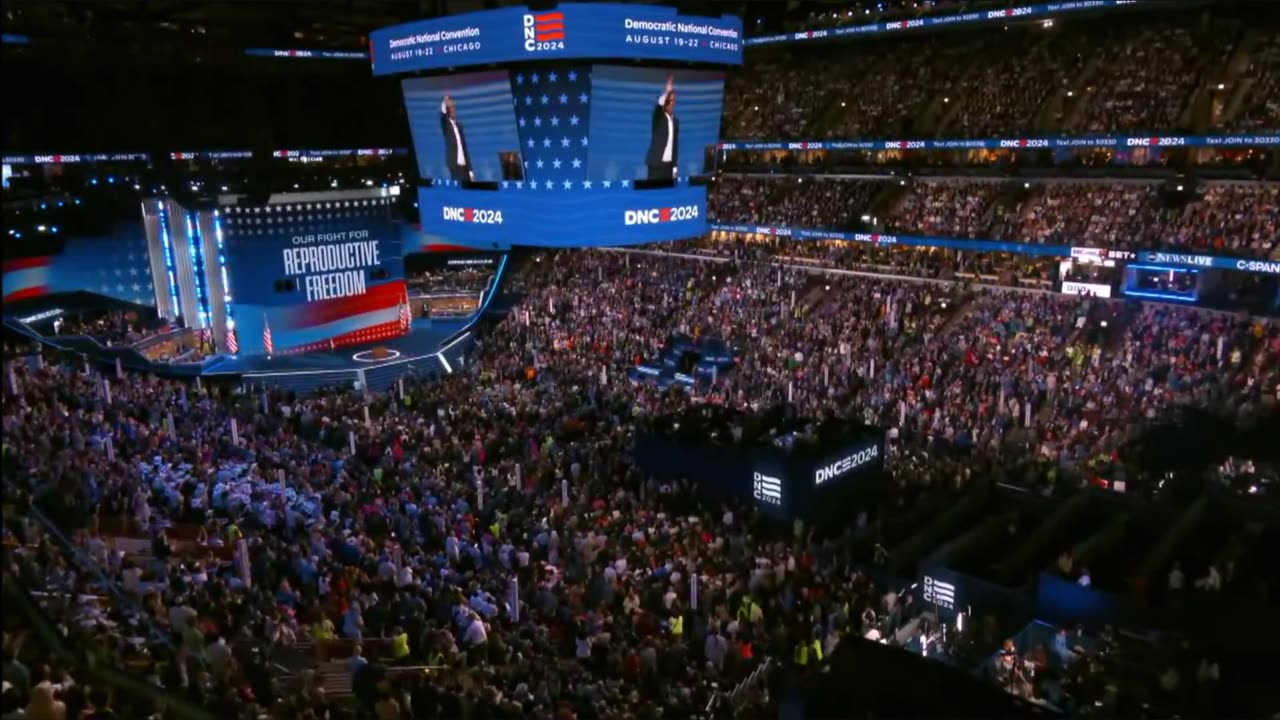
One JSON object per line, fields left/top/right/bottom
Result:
{"left": 114, "top": 268, "right": 123, "bottom": 276}
{"left": 516, "top": 182, "right": 524, "bottom": 189}
{"left": 572, "top": 158, "right": 582, "bottom": 168}
{"left": 550, "top": 116, "right": 560, "bottom": 127}
{"left": 562, "top": 180, "right": 573, "bottom": 189}
{"left": 559, "top": 93, "right": 568, "bottom": 104}
{"left": 515, "top": 73, "right": 524, "bottom": 84}
{"left": 132, "top": 283, "right": 141, "bottom": 292}
{"left": 568, "top": 70, "right": 577, "bottom": 82}
{"left": 129, "top": 267, "right": 139, "bottom": 276}
{"left": 536, "top": 159, "right": 545, "bottom": 169}
{"left": 540, "top": 94, "right": 549, "bottom": 105}
{"left": 603, "top": 180, "right": 612, "bottom": 189}
{"left": 531, "top": 72, "right": 539, "bottom": 84}
{"left": 502, "top": 181, "right": 509, "bottom": 189}
{"left": 570, "top": 115, "right": 580, "bottom": 126}
{"left": 579, "top": 93, "right": 589, "bottom": 103}
{"left": 543, "top": 138, "right": 552, "bottom": 148}
{"left": 583, "top": 180, "right": 592, "bottom": 189}
{"left": 581, "top": 136, "right": 589, "bottom": 147}
{"left": 561, "top": 137, "right": 571, "bottom": 148}
{"left": 533, "top": 116, "right": 543, "bottom": 127}
{"left": 548, "top": 71, "right": 558, "bottom": 82}
{"left": 525, "top": 96, "right": 533, "bottom": 106}
{"left": 621, "top": 180, "right": 630, "bottom": 188}
{"left": 116, "top": 283, "right": 125, "bottom": 292}
{"left": 519, "top": 117, "right": 527, "bottom": 127}
{"left": 527, "top": 139, "right": 535, "bottom": 148}
{"left": 527, "top": 182, "right": 537, "bottom": 191}
{"left": 552, "top": 159, "right": 561, "bottom": 169}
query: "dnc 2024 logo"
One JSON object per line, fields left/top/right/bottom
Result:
{"left": 523, "top": 12, "right": 566, "bottom": 52}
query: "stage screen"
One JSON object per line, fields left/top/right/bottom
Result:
{"left": 587, "top": 66, "right": 725, "bottom": 183}
{"left": 2, "top": 222, "right": 155, "bottom": 306}
{"left": 403, "top": 70, "right": 523, "bottom": 184}
{"left": 220, "top": 198, "right": 406, "bottom": 355}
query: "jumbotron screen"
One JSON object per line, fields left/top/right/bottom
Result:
{"left": 381, "top": 3, "right": 742, "bottom": 248}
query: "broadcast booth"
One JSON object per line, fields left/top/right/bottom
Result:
{"left": 635, "top": 404, "right": 885, "bottom": 526}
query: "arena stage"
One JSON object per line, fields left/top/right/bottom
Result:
{"left": 200, "top": 317, "right": 474, "bottom": 376}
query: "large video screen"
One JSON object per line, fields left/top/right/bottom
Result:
{"left": 587, "top": 66, "right": 725, "bottom": 183}
{"left": 221, "top": 199, "right": 406, "bottom": 354}
{"left": 403, "top": 70, "right": 523, "bottom": 184}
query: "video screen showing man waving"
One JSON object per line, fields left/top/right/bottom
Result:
{"left": 401, "top": 71, "right": 522, "bottom": 185}
{"left": 646, "top": 75, "right": 679, "bottom": 181}
{"left": 586, "top": 66, "right": 726, "bottom": 185}
{"left": 440, "top": 95, "right": 474, "bottom": 183}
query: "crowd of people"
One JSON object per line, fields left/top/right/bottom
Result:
{"left": 710, "top": 175, "right": 1280, "bottom": 258}
{"left": 707, "top": 176, "right": 882, "bottom": 230}
{"left": 886, "top": 180, "right": 1002, "bottom": 239}
{"left": 1229, "top": 34, "right": 1280, "bottom": 132}
{"left": 3, "top": 244, "right": 1278, "bottom": 720}
{"left": 1078, "top": 26, "right": 1232, "bottom": 134}
{"left": 723, "top": 15, "right": 1276, "bottom": 140}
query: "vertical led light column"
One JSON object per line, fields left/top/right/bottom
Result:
{"left": 157, "top": 202, "right": 181, "bottom": 318}
{"left": 185, "top": 212, "right": 211, "bottom": 328}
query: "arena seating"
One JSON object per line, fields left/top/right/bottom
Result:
{"left": 710, "top": 176, "right": 1280, "bottom": 259}
{"left": 723, "top": 13, "right": 1279, "bottom": 139}
{"left": 5, "top": 3, "right": 1280, "bottom": 718}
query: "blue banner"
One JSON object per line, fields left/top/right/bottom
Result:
{"left": 370, "top": 3, "right": 743, "bottom": 76}
{"left": 2, "top": 149, "right": 408, "bottom": 165}
{"left": 272, "top": 148, "right": 406, "bottom": 159}
{"left": 709, "top": 223, "right": 1072, "bottom": 257}
{"left": 1, "top": 152, "right": 150, "bottom": 164}
{"left": 420, "top": 184, "right": 707, "bottom": 247}
{"left": 747, "top": 1, "right": 1141, "bottom": 47}
{"left": 721, "top": 133, "right": 1280, "bottom": 151}
{"left": 244, "top": 48, "right": 367, "bottom": 60}
{"left": 171, "top": 151, "right": 254, "bottom": 161}
{"left": 1137, "top": 251, "right": 1280, "bottom": 275}
{"left": 718, "top": 134, "right": 1280, "bottom": 151}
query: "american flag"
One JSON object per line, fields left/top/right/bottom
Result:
{"left": 263, "top": 314, "right": 274, "bottom": 356}
{"left": 87, "top": 228, "right": 156, "bottom": 306}
{"left": 200, "top": 326, "right": 213, "bottom": 350}
{"left": 225, "top": 327, "right": 239, "bottom": 354}
{"left": 499, "top": 65, "right": 593, "bottom": 191}
{"left": 399, "top": 290, "right": 412, "bottom": 334}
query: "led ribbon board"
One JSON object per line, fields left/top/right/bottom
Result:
{"left": 370, "top": 3, "right": 743, "bottom": 76}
